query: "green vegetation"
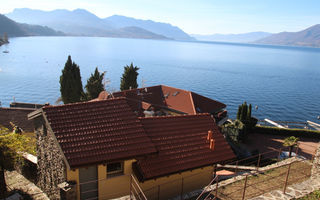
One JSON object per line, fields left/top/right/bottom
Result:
{"left": 59, "top": 57, "right": 141, "bottom": 103}
{"left": 0, "top": 126, "right": 35, "bottom": 198}
{"left": 298, "top": 190, "right": 320, "bottom": 200}
{"left": 223, "top": 102, "right": 257, "bottom": 142}
{"left": 84, "top": 67, "right": 106, "bottom": 100}
{"left": 253, "top": 126, "right": 320, "bottom": 138}
{"left": 283, "top": 136, "right": 299, "bottom": 157}
{"left": 120, "top": 63, "right": 139, "bottom": 91}
{"left": 59, "top": 55, "right": 84, "bottom": 104}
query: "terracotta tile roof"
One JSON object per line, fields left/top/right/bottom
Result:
{"left": 134, "top": 114, "right": 235, "bottom": 181}
{"left": 0, "top": 107, "right": 36, "bottom": 132}
{"left": 42, "top": 98, "right": 157, "bottom": 168}
{"left": 111, "top": 85, "right": 226, "bottom": 115}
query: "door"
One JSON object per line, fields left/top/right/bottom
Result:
{"left": 79, "top": 166, "right": 98, "bottom": 200}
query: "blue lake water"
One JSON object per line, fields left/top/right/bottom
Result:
{"left": 0, "top": 36, "right": 320, "bottom": 122}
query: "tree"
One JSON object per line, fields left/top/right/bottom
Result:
{"left": 236, "top": 105, "right": 241, "bottom": 120}
{"left": 240, "top": 102, "right": 248, "bottom": 122}
{"left": 283, "top": 136, "right": 299, "bottom": 157}
{"left": 120, "top": 63, "right": 139, "bottom": 91}
{"left": 85, "top": 67, "right": 106, "bottom": 100}
{"left": 0, "top": 125, "right": 35, "bottom": 198}
{"left": 59, "top": 55, "right": 84, "bottom": 104}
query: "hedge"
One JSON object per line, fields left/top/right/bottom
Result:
{"left": 252, "top": 126, "right": 320, "bottom": 139}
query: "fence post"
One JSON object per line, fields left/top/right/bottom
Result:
{"left": 257, "top": 153, "right": 261, "bottom": 170}
{"left": 158, "top": 185, "right": 160, "bottom": 200}
{"left": 214, "top": 176, "right": 219, "bottom": 200}
{"left": 181, "top": 178, "right": 184, "bottom": 200}
{"left": 283, "top": 163, "right": 292, "bottom": 194}
{"left": 242, "top": 175, "right": 248, "bottom": 200}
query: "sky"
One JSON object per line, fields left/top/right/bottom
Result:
{"left": 0, "top": 0, "right": 320, "bottom": 34}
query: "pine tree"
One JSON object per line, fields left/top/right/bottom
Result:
{"left": 120, "top": 63, "right": 139, "bottom": 91}
{"left": 59, "top": 55, "right": 84, "bottom": 104}
{"left": 85, "top": 67, "right": 106, "bottom": 100}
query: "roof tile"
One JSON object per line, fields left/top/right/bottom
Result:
{"left": 135, "top": 114, "right": 235, "bottom": 180}
{"left": 43, "top": 98, "right": 157, "bottom": 168}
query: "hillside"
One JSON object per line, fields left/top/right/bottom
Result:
{"left": 6, "top": 8, "right": 193, "bottom": 40}
{"left": 105, "top": 15, "right": 194, "bottom": 41}
{"left": 0, "top": 14, "right": 64, "bottom": 37}
{"left": 191, "top": 32, "right": 271, "bottom": 43}
{"left": 255, "top": 24, "right": 320, "bottom": 47}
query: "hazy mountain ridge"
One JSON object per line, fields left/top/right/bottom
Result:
{"left": 0, "top": 14, "right": 63, "bottom": 37}
{"left": 105, "top": 15, "right": 194, "bottom": 41}
{"left": 6, "top": 8, "right": 192, "bottom": 40}
{"left": 255, "top": 24, "right": 320, "bottom": 47}
{"left": 191, "top": 32, "right": 272, "bottom": 43}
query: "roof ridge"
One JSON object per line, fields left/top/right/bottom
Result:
{"left": 160, "top": 85, "right": 191, "bottom": 93}
{"left": 188, "top": 91, "right": 197, "bottom": 114}
{"left": 43, "top": 97, "right": 127, "bottom": 109}
{"left": 138, "top": 113, "right": 211, "bottom": 120}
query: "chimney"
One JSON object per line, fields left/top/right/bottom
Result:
{"left": 210, "top": 138, "right": 215, "bottom": 150}
{"left": 207, "top": 130, "right": 213, "bottom": 141}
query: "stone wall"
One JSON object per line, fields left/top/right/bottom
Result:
{"left": 34, "top": 116, "right": 66, "bottom": 200}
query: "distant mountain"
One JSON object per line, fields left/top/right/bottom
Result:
{"left": 116, "top": 26, "right": 169, "bottom": 39}
{"left": 0, "top": 14, "right": 63, "bottom": 37}
{"left": 191, "top": 32, "right": 272, "bottom": 43}
{"left": 6, "top": 8, "right": 193, "bottom": 40}
{"left": 104, "top": 15, "right": 194, "bottom": 41}
{"left": 255, "top": 25, "right": 320, "bottom": 47}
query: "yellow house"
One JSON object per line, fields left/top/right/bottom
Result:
{"left": 29, "top": 93, "right": 234, "bottom": 200}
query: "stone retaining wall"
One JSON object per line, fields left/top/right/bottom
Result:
{"left": 34, "top": 116, "right": 66, "bottom": 200}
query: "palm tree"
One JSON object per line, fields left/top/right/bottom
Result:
{"left": 283, "top": 136, "right": 299, "bottom": 157}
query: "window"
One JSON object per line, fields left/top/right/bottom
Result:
{"left": 107, "top": 162, "right": 124, "bottom": 178}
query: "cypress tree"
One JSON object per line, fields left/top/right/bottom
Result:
{"left": 236, "top": 105, "right": 242, "bottom": 120}
{"left": 247, "top": 104, "right": 252, "bottom": 121}
{"left": 120, "top": 63, "right": 139, "bottom": 91}
{"left": 85, "top": 67, "right": 106, "bottom": 100}
{"left": 59, "top": 55, "right": 84, "bottom": 104}
{"left": 240, "top": 102, "right": 247, "bottom": 122}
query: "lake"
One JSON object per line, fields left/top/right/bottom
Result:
{"left": 0, "top": 36, "right": 320, "bottom": 122}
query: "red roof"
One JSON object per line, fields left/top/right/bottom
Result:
{"left": 111, "top": 85, "right": 226, "bottom": 115}
{"left": 42, "top": 98, "right": 157, "bottom": 168}
{"left": 134, "top": 114, "right": 235, "bottom": 181}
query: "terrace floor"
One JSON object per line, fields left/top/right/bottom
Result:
{"left": 246, "top": 133, "right": 319, "bottom": 159}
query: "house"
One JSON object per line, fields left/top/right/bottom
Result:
{"left": 96, "top": 85, "right": 228, "bottom": 125}
{"left": 28, "top": 96, "right": 234, "bottom": 199}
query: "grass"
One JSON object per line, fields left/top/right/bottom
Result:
{"left": 216, "top": 161, "right": 312, "bottom": 200}
{"left": 297, "top": 190, "right": 320, "bottom": 200}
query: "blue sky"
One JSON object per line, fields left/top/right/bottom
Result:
{"left": 1, "top": 0, "right": 320, "bottom": 34}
